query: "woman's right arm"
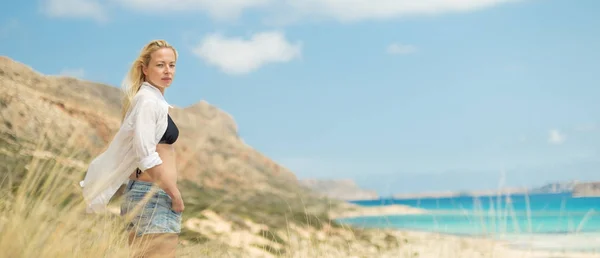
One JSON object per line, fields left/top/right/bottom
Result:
{"left": 131, "top": 99, "right": 184, "bottom": 212}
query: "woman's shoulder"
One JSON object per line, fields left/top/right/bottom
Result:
{"left": 131, "top": 94, "right": 156, "bottom": 109}
{"left": 132, "top": 90, "right": 169, "bottom": 113}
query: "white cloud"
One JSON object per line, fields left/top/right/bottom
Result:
{"left": 386, "top": 43, "right": 417, "bottom": 55}
{"left": 44, "top": 0, "right": 523, "bottom": 24}
{"left": 59, "top": 68, "right": 86, "bottom": 79}
{"left": 192, "top": 31, "right": 302, "bottom": 75}
{"left": 548, "top": 129, "right": 565, "bottom": 145}
{"left": 111, "top": 0, "right": 271, "bottom": 20}
{"left": 40, "top": 0, "right": 108, "bottom": 22}
{"left": 280, "top": 0, "right": 523, "bottom": 23}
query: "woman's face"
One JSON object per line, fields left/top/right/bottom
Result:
{"left": 143, "top": 47, "right": 176, "bottom": 91}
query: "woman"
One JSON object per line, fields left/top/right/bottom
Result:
{"left": 80, "top": 39, "right": 184, "bottom": 258}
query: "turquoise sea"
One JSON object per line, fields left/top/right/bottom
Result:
{"left": 337, "top": 193, "right": 600, "bottom": 252}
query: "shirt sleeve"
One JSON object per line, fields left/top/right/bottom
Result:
{"left": 131, "top": 98, "right": 163, "bottom": 171}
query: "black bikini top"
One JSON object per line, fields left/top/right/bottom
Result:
{"left": 135, "top": 114, "right": 179, "bottom": 178}
{"left": 159, "top": 114, "right": 179, "bottom": 144}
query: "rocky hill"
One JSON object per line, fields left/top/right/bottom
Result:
{"left": 0, "top": 56, "right": 414, "bottom": 257}
{"left": 300, "top": 178, "right": 379, "bottom": 200}
{"left": 572, "top": 181, "right": 600, "bottom": 197}
{"left": 529, "top": 180, "right": 579, "bottom": 194}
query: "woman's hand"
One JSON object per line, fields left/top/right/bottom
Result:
{"left": 171, "top": 194, "right": 185, "bottom": 213}
{"left": 144, "top": 164, "right": 184, "bottom": 213}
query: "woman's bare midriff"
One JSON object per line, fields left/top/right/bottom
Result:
{"left": 129, "top": 143, "right": 178, "bottom": 183}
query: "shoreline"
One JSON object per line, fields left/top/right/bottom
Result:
{"left": 329, "top": 203, "right": 428, "bottom": 219}
{"left": 332, "top": 203, "right": 598, "bottom": 219}
{"left": 331, "top": 203, "right": 600, "bottom": 257}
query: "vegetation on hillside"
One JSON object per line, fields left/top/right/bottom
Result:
{"left": 0, "top": 132, "right": 393, "bottom": 258}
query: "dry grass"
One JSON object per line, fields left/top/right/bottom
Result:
{"left": 0, "top": 134, "right": 130, "bottom": 257}
{"left": 2, "top": 133, "right": 600, "bottom": 258}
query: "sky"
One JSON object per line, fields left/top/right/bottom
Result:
{"left": 1, "top": 0, "right": 599, "bottom": 196}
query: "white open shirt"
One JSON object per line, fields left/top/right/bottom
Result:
{"left": 80, "top": 82, "right": 172, "bottom": 213}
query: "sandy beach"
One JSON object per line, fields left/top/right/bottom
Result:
{"left": 329, "top": 203, "right": 428, "bottom": 219}
{"left": 328, "top": 204, "right": 600, "bottom": 258}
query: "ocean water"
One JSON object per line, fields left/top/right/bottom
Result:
{"left": 337, "top": 193, "right": 600, "bottom": 252}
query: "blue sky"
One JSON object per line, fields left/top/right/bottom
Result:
{"left": 1, "top": 0, "right": 599, "bottom": 195}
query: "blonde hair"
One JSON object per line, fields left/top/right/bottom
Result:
{"left": 120, "top": 39, "right": 178, "bottom": 121}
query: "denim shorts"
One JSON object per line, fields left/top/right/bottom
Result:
{"left": 120, "top": 180, "right": 182, "bottom": 237}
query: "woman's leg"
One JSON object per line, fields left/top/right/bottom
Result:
{"left": 128, "top": 232, "right": 178, "bottom": 258}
